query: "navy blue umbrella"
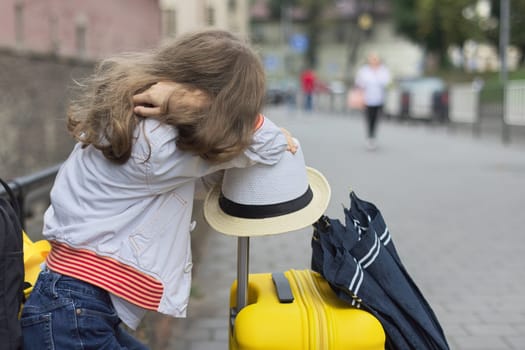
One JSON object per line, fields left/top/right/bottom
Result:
{"left": 312, "top": 192, "right": 450, "bottom": 350}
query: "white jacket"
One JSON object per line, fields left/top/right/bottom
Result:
{"left": 43, "top": 116, "right": 287, "bottom": 326}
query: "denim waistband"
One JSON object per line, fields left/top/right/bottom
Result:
{"left": 38, "top": 268, "right": 112, "bottom": 302}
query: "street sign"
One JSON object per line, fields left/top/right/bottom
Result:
{"left": 289, "top": 34, "right": 308, "bottom": 53}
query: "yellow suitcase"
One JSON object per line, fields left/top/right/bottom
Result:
{"left": 228, "top": 238, "right": 385, "bottom": 350}
{"left": 23, "top": 232, "right": 50, "bottom": 299}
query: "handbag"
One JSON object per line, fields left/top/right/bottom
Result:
{"left": 347, "top": 87, "right": 365, "bottom": 110}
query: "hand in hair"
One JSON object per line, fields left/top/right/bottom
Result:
{"left": 133, "top": 81, "right": 208, "bottom": 117}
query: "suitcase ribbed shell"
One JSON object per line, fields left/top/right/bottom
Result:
{"left": 229, "top": 269, "right": 385, "bottom": 350}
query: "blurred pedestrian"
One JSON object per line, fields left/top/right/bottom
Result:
{"left": 20, "top": 29, "right": 296, "bottom": 350}
{"left": 355, "top": 53, "right": 391, "bottom": 150}
{"left": 301, "top": 67, "right": 316, "bottom": 111}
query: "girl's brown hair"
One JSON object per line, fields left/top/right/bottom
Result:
{"left": 67, "top": 29, "right": 266, "bottom": 164}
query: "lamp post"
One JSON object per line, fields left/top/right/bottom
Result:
{"left": 500, "top": 0, "right": 510, "bottom": 143}
{"left": 500, "top": 0, "right": 509, "bottom": 84}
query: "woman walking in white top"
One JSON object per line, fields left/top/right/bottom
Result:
{"left": 355, "top": 53, "right": 391, "bottom": 150}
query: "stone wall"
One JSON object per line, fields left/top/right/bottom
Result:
{"left": 0, "top": 49, "right": 94, "bottom": 179}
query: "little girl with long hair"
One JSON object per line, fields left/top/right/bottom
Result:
{"left": 21, "top": 29, "right": 294, "bottom": 349}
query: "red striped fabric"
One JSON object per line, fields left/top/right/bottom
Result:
{"left": 46, "top": 241, "right": 163, "bottom": 310}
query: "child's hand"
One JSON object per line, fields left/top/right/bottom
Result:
{"left": 133, "top": 81, "right": 207, "bottom": 117}
{"left": 280, "top": 128, "right": 298, "bottom": 154}
{"left": 133, "top": 81, "right": 178, "bottom": 116}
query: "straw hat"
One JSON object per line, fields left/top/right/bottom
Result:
{"left": 203, "top": 144, "right": 331, "bottom": 236}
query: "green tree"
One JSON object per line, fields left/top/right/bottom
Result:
{"left": 392, "top": 0, "right": 482, "bottom": 69}
{"left": 392, "top": 0, "right": 418, "bottom": 42}
{"left": 489, "top": 0, "right": 525, "bottom": 63}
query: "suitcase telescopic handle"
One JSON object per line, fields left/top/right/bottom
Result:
{"left": 236, "top": 237, "right": 250, "bottom": 312}
{"left": 236, "top": 239, "right": 296, "bottom": 309}
{"left": 230, "top": 237, "right": 250, "bottom": 332}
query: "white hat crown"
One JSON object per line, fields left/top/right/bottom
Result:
{"left": 219, "top": 145, "right": 311, "bottom": 218}
{"left": 204, "top": 143, "right": 331, "bottom": 237}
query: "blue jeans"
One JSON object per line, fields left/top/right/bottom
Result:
{"left": 21, "top": 269, "right": 149, "bottom": 350}
{"left": 304, "top": 93, "right": 313, "bottom": 111}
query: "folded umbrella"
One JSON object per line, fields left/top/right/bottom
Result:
{"left": 312, "top": 192, "right": 450, "bottom": 350}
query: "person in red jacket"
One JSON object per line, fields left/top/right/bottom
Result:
{"left": 301, "top": 68, "right": 316, "bottom": 111}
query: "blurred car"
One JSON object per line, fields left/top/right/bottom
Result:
{"left": 265, "top": 87, "right": 287, "bottom": 105}
{"left": 385, "top": 77, "right": 449, "bottom": 122}
{"left": 265, "top": 79, "right": 298, "bottom": 106}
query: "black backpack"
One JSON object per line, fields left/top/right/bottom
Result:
{"left": 0, "top": 178, "right": 24, "bottom": 350}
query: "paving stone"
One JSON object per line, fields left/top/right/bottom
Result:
{"left": 504, "top": 335, "right": 525, "bottom": 350}
{"left": 189, "top": 340, "right": 228, "bottom": 350}
{"left": 451, "top": 335, "right": 510, "bottom": 350}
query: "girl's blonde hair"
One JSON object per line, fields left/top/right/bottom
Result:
{"left": 67, "top": 29, "right": 266, "bottom": 164}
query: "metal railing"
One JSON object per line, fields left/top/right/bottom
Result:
{"left": 0, "top": 163, "right": 61, "bottom": 228}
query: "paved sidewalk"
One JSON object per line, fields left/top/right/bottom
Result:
{"left": 166, "top": 107, "right": 525, "bottom": 350}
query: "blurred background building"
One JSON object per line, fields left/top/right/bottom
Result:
{"left": 0, "top": 0, "right": 251, "bottom": 179}
{"left": 160, "top": 0, "right": 249, "bottom": 41}
{"left": 0, "top": 0, "right": 162, "bottom": 59}
{"left": 250, "top": 0, "right": 422, "bottom": 92}
{"left": 0, "top": 0, "right": 429, "bottom": 82}
{"left": 0, "top": 0, "right": 249, "bottom": 59}
{"left": 1, "top": 0, "right": 519, "bottom": 82}
{"left": 1, "top": 0, "right": 524, "bottom": 179}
